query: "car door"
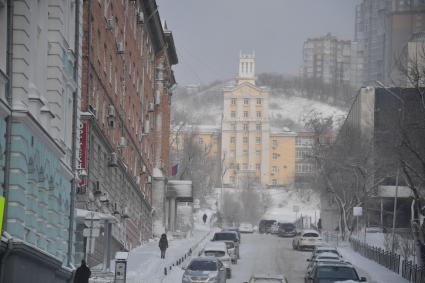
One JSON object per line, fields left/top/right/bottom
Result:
{"left": 217, "top": 260, "right": 226, "bottom": 282}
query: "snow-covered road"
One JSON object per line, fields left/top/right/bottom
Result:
{"left": 228, "top": 233, "right": 310, "bottom": 283}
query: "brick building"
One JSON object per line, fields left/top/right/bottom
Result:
{"left": 77, "top": 0, "right": 177, "bottom": 266}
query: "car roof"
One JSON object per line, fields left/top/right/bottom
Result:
{"left": 315, "top": 246, "right": 338, "bottom": 251}
{"left": 190, "top": 256, "right": 219, "bottom": 263}
{"left": 216, "top": 231, "right": 238, "bottom": 235}
{"left": 204, "top": 242, "right": 227, "bottom": 251}
{"left": 251, "top": 274, "right": 285, "bottom": 279}
{"left": 316, "top": 252, "right": 340, "bottom": 258}
{"left": 315, "top": 261, "right": 352, "bottom": 267}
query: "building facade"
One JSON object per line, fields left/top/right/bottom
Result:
{"left": 0, "top": 0, "right": 82, "bottom": 281}
{"left": 77, "top": 0, "right": 177, "bottom": 266}
{"left": 221, "top": 53, "right": 272, "bottom": 187}
{"left": 302, "top": 33, "right": 352, "bottom": 87}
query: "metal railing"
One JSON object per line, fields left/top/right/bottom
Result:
{"left": 349, "top": 237, "right": 425, "bottom": 283}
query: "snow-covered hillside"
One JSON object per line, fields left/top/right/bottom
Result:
{"left": 171, "top": 83, "right": 347, "bottom": 128}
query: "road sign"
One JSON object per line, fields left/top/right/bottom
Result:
{"left": 0, "top": 196, "right": 4, "bottom": 235}
{"left": 83, "top": 227, "right": 100, "bottom": 237}
{"left": 353, "top": 207, "right": 363, "bottom": 216}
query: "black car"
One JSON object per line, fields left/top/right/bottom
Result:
{"left": 278, "top": 223, "right": 297, "bottom": 237}
{"left": 259, "top": 219, "right": 276, "bottom": 234}
{"left": 223, "top": 227, "right": 241, "bottom": 243}
{"left": 306, "top": 262, "right": 367, "bottom": 283}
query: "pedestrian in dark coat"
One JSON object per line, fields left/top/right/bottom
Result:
{"left": 74, "top": 260, "right": 91, "bottom": 283}
{"left": 159, "top": 233, "right": 168, "bottom": 259}
{"left": 202, "top": 214, "right": 207, "bottom": 224}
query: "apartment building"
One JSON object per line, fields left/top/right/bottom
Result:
{"left": 0, "top": 1, "right": 82, "bottom": 281}
{"left": 302, "top": 33, "right": 352, "bottom": 86}
{"left": 77, "top": 0, "right": 177, "bottom": 266}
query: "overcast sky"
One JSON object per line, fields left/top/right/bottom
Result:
{"left": 157, "top": 0, "right": 360, "bottom": 86}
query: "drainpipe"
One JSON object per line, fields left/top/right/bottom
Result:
{"left": 3, "top": 0, "right": 14, "bottom": 234}
{"left": 67, "top": 0, "right": 80, "bottom": 268}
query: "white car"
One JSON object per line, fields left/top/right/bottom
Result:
{"left": 243, "top": 274, "right": 288, "bottom": 283}
{"left": 200, "top": 242, "right": 232, "bottom": 278}
{"left": 239, "top": 223, "right": 254, "bottom": 233}
{"left": 292, "top": 229, "right": 322, "bottom": 250}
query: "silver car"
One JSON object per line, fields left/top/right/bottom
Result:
{"left": 182, "top": 257, "right": 227, "bottom": 283}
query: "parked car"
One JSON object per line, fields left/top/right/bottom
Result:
{"left": 292, "top": 229, "right": 322, "bottom": 250}
{"left": 305, "top": 252, "right": 345, "bottom": 280}
{"left": 278, "top": 222, "right": 297, "bottom": 237}
{"left": 222, "top": 227, "right": 241, "bottom": 243}
{"left": 212, "top": 231, "right": 240, "bottom": 260}
{"left": 311, "top": 246, "right": 342, "bottom": 259}
{"left": 270, "top": 222, "right": 279, "bottom": 234}
{"left": 305, "top": 262, "right": 366, "bottom": 283}
{"left": 259, "top": 219, "right": 277, "bottom": 234}
{"left": 199, "top": 242, "right": 232, "bottom": 279}
{"left": 243, "top": 274, "right": 288, "bottom": 283}
{"left": 239, "top": 222, "right": 254, "bottom": 233}
{"left": 182, "top": 257, "right": 227, "bottom": 283}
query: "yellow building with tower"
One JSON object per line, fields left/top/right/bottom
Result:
{"left": 171, "top": 53, "right": 296, "bottom": 188}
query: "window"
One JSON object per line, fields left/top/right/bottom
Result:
{"left": 256, "top": 164, "right": 260, "bottom": 171}
{"left": 272, "top": 179, "right": 277, "bottom": 186}
{"left": 243, "top": 137, "right": 248, "bottom": 144}
{"left": 231, "top": 98, "right": 236, "bottom": 105}
{"left": 244, "top": 111, "right": 248, "bottom": 118}
{"left": 243, "top": 149, "right": 248, "bottom": 156}
{"left": 231, "top": 111, "right": 236, "bottom": 118}
{"left": 256, "top": 150, "right": 261, "bottom": 157}
{"left": 244, "top": 98, "right": 249, "bottom": 105}
{"left": 257, "top": 98, "right": 262, "bottom": 105}
{"left": 199, "top": 137, "right": 203, "bottom": 144}
{"left": 243, "top": 123, "right": 249, "bottom": 131}
{"left": 272, "top": 166, "right": 278, "bottom": 173}
{"left": 242, "top": 163, "right": 248, "bottom": 170}
{"left": 256, "top": 137, "right": 261, "bottom": 144}
{"left": 256, "top": 111, "right": 262, "bottom": 118}
{"left": 230, "top": 136, "right": 236, "bottom": 144}
{"left": 272, "top": 153, "right": 278, "bottom": 160}
{"left": 231, "top": 123, "right": 236, "bottom": 130}
{"left": 256, "top": 123, "right": 262, "bottom": 131}
{"left": 272, "top": 140, "right": 278, "bottom": 148}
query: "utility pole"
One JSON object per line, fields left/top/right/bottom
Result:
{"left": 391, "top": 167, "right": 400, "bottom": 253}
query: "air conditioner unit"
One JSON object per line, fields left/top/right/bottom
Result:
{"left": 147, "top": 175, "right": 152, "bottom": 184}
{"left": 137, "top": 11, "right": 144, "bottom": 24}
{"left": 99, "top": 192, "right": 109, "bottom": 203}
{"left": 106, "top": 18, "right": 114, "bottom": 31}
{"left": 135, "top": 176, "right": 140, "bottom": 185}
{"left": 148, "top": 102, "right": 155, "bottom": 112}
{"left": 142, "top": 165, "right": 147, "bottom": 174}
{"left": 109, "top": 152, "right": 119, "bottom": 167}
{"left": 107, "top": 105, "right": 116, "bottom": 118}
{"left": 143, "top": 120, "right": 150, "bottom": 134}
{"left": 118, "top": 136, "right": 127, "bottom": 148}
{"left": 121, "top": 207, "right": 130, "bottom": 219}
{"left": 154, "top": 90, "right": 161, "bottom": 105}
{"left": 117, "top": 41, "right": 124, "bottom": 54}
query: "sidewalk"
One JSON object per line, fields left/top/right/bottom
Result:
{"left": 338, "top": 244, "right": 409, "bottom": 283}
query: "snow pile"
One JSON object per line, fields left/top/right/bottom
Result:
{"left": 263, "top": 188, "right": 320, "bottom": 223}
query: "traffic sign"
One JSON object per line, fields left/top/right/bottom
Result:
{"left": 85, "top": 220, "right": 102, "bottom": 228}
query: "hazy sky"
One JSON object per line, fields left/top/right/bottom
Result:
{"left": 157, "top": 0, "right": 360, "bottom": 86}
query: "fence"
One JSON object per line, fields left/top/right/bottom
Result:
{"left": 349, "top": 237, "right": 425, "bottom": 283}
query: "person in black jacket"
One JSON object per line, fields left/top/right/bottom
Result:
{"left": 74, "top": 260, "right": 91, "bottom": 283}
{"left": 159, "top": 233, "right": 168, "bottom": 259}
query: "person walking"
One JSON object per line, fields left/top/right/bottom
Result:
{"left": 73, "top": 260, "right": 91, "bottom": 283}
{"left": 159, "top": 233, "right": 168, "bottom": 259}
{"left": 202, "top": 214, "right": 207, "bottom": 224}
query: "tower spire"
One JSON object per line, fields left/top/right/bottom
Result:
{"left": 237, "top": 51, "right": 256, "bottom": 85}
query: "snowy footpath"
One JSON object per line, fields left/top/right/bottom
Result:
{"left": 335, "top": 243, "right": 410, "bottom": 283}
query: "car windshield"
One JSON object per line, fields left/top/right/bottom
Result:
{"left": 279, "top": 223, "right": 295, "bottom": 229}
{"left": 303, "top": 233, "right": 319, "bottom": 237}
{"left": 316, "top": 266, "right": 358, "bottom": 280}
{"left": 188, "top": 260, "right": 217, "bottom": 271}
{"left": 213, "top": 233, "right": 237, "bottom": 241}
{"left": 204, "top": 250, "right": 226, "bottom": 257}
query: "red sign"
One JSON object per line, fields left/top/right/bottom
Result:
{"left": 79, "top": 120, "right": 89, "bottom": 186}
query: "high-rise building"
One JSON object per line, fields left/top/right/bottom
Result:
{"left": 302, "top": 33, "right": 352, "bottom": 86}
